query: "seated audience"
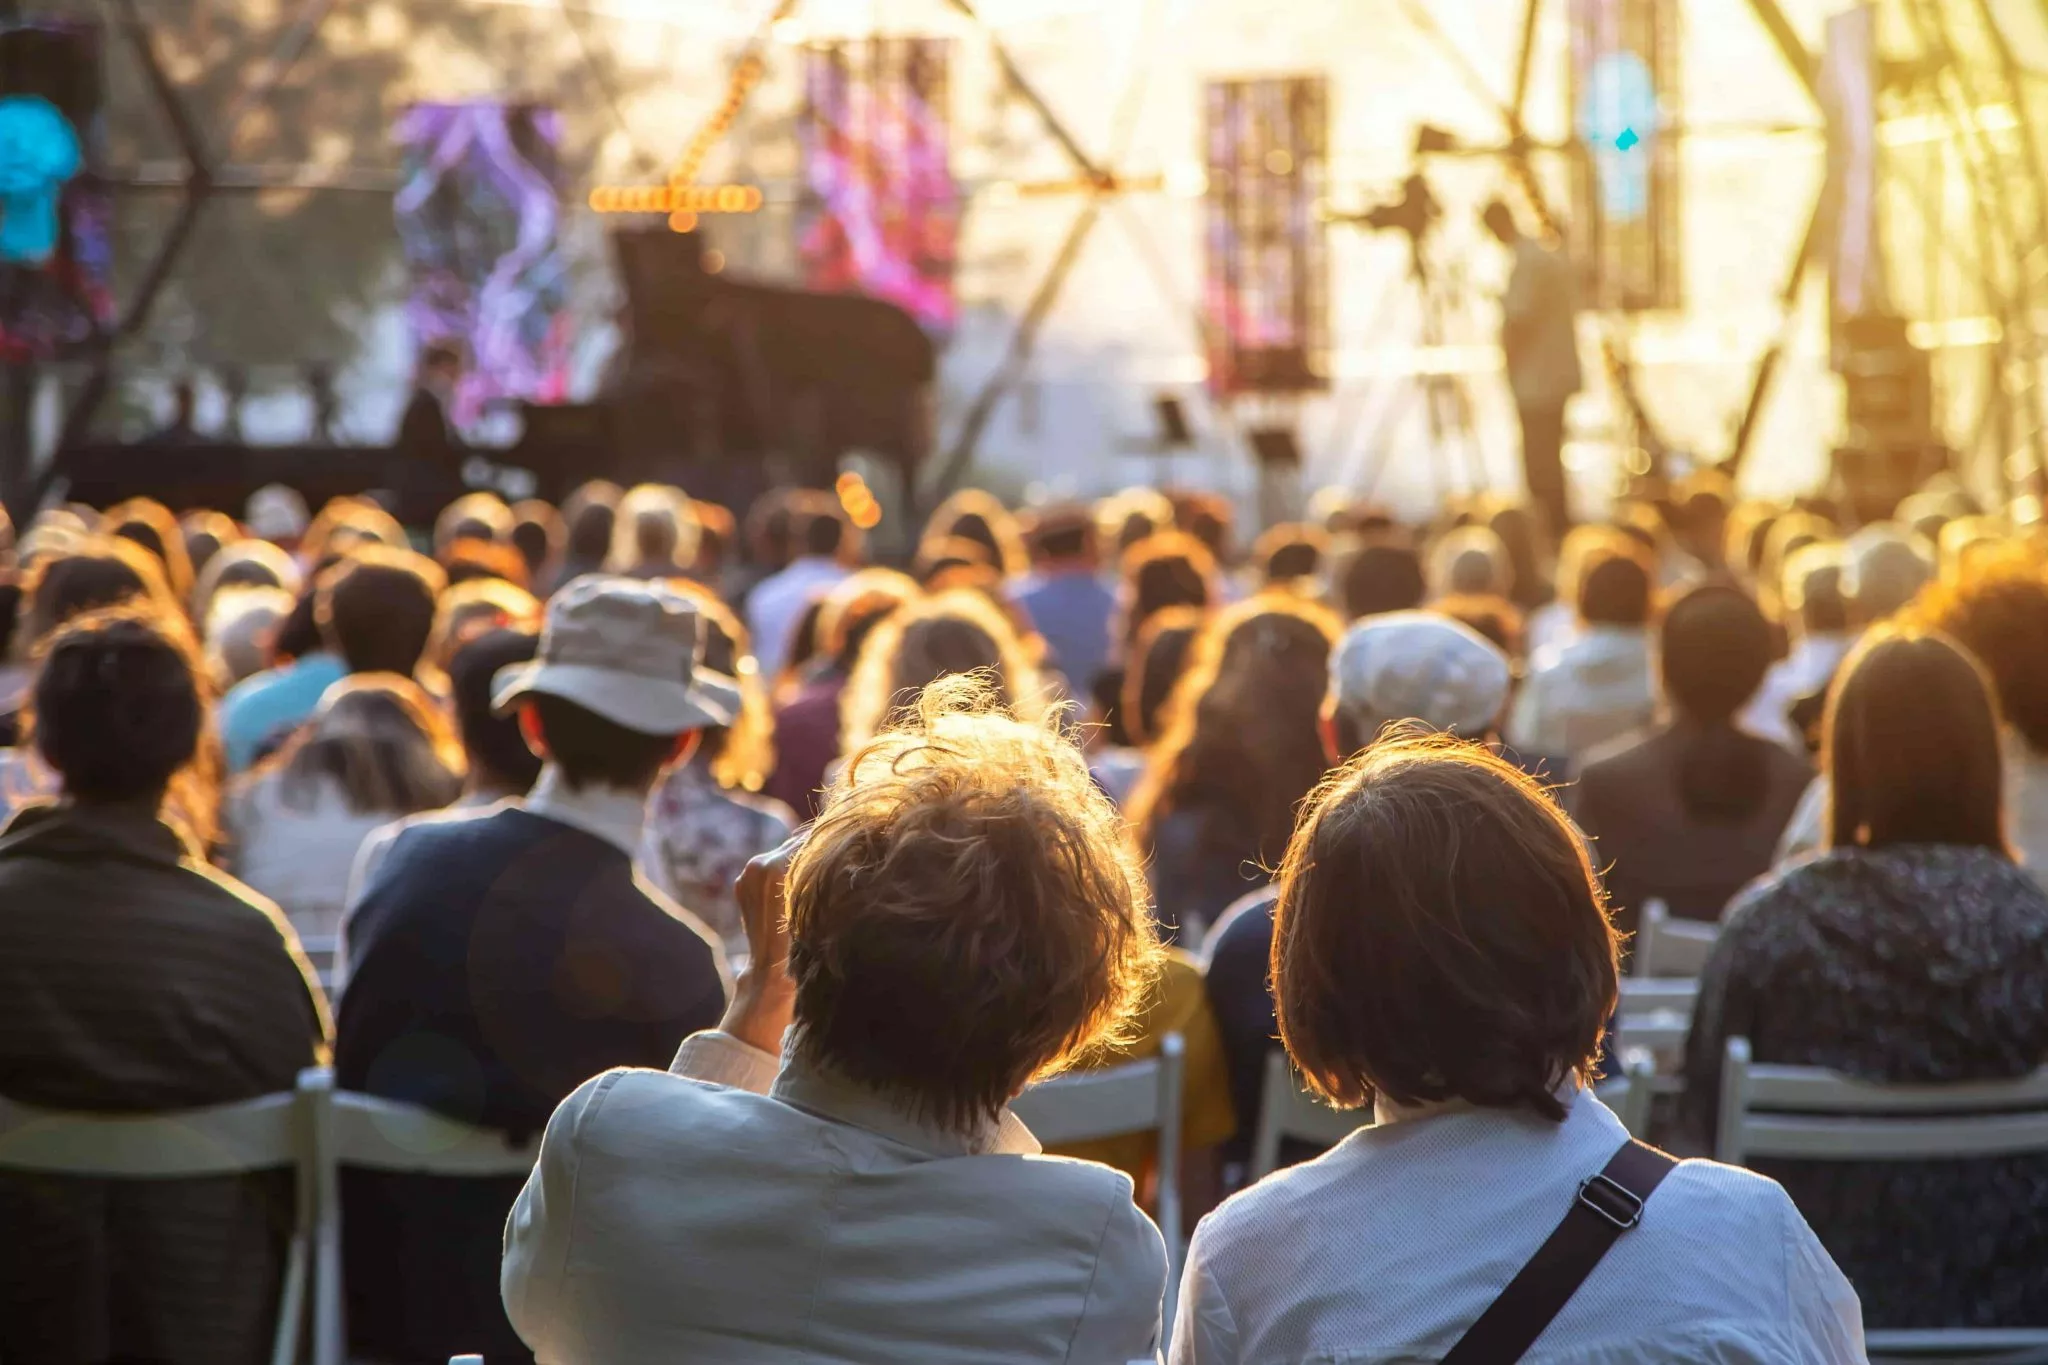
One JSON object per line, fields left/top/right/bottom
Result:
{"left": 762, "top": 568, "right": 918, "bottom": 818}
{"left": 606, "top": 482, "right": 700, "bottom": 582}
{"left": 747, "top": 489, "right": 856, "bottom": 679}
{"left": 1507, "top": 530, "right": 1657, "bottom": 768}
{"left": 508, "top": 497, "right": 564, "bottom": 585}
{"left": 1779, "top": 543, "right": 2044, "bottom": 869}
{"left": 1090, "top": 604, "right": 1204, "bottom": 808}
{"left": 1129, "top": 596, "right": 1339, "bottom": 945}
{"left": 926, "top": 486, "right": 1029, "bottom": 579}
{"left": 1249, "top": 520, "right": 1327, "bottom": 591}
{"left": 1332, "top": 539, "right": 1426, "bottom": 619}
{"left": 0, "top": 607, "right": 328, "bottom": 1365}
{"left": 204, "top": 586, "right": 296, "bottom": 689}
{"left": 1685, "top": 627, "right": 2048, "bottom": 1326}
{"left": 551, "top": 479, "right": 620, "bottom": 591}
{"left": 840, "top": 585, "right": 1049, "bottom": 753}
{"left": 225, "top": 673, "right": 464, "bottom": 942}
{"left": 192, "top": 536, "right": 301, "bottom": 622}
{"left": 336, "top": 628, "right": 545, "bottom": 993}
{"left": 1012, "top": 501, "right": 1115, "bottom": 697}
{"left": 1742, "top": 542, "right": 1851, "bottom": 748}
{"left": 434, "top": 490, "right": 516, "bottom": 558}
{"left": 640, "top": 590, "right": 797, "bottom": 958}
{"left": 1427, "top": 524, "right": 1512, "bottom": 599}
{"left": 179, "top": 508, "right": 239, "bottom": 582}
{"left": 502, "top": 677, "right": 1169, "bottom": 1362}
{"left": 1178, "top": 733, "right": 1864, "bottom": 1364}
{"left": 337, "top": 578, "right": 731, "bottom": 1365}
{"left": 1572, "top": 584, "right": 1811, "bottom": 941}
{"left": 1205, "top": 612, "right": 1511, "bottom": 1176}
{"left": 218, "top": 545, "right": 445, "bottom": 772}
{"left": 103, "top": 496, "right": 196, "bottom": 604}
{"left": 1097, "top": 530, "right": 1218, "bottom": 745}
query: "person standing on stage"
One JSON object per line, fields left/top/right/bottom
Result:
{"left": 390, "top": 341, "right": 468, "bottom": 526}
{"left": 1483, "top": 199, "right": 1582, "bottom": 540}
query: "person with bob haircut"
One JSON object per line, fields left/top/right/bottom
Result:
{"left": 503, "top": 676, "right": 1171, "bottom": 1362}
{"left": 1685, "top": 628, "right": 2048, "bottom": 1328}
{"left": 1174, "top": 733, "right": 1864, "bottom": 1364}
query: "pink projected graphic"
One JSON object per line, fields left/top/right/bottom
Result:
{"left": 798, "top": 38, "right": 958, "bottom": 332}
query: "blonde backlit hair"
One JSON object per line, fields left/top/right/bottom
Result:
{"left": 787, "top": 674, "right": 1164, "bottom": 1133}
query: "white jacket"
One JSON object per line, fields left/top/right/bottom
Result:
{"left": 503, "top": 1032, "right": 1168, "bottom": 1363}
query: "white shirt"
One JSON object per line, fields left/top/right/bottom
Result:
{"left": 503, "top": 1032, "right": 1167, "bottom": 1363}
{"left": 1742, "top": 633, "right": 1852, "bottom": 750}
{"left": 746, "top": 556, "right": 850, "bottom": 679}
{"left": 1173, "top": 1089, "right": 1865, "bottom": 1365}
{"left": 1507, "top": 626, "right": 1657, "bottom": 767}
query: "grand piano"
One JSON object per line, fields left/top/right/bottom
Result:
{"left": 57, "top": 229, "right": 937, "bottom": 516}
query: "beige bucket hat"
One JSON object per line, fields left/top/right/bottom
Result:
{"left": 492, "top": 575, "right": 740, "bottom": 735}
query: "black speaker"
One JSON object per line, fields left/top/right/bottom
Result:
{"left": 1248, "top": 426, "right": 1301, "bottom": 467}
{"left": 1155, "top": 394, "right": 1192, "bottom": 447}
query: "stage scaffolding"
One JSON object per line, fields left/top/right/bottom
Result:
{"left": 1, "top": 0, "right": 2045, "bottom": 519}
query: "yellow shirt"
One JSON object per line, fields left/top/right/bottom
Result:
{"left": 1046, "top": 950, "right": 1237, "bottom": 1184}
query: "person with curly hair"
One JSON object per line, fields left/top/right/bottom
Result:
{"left": 504, "top": 676, "right": 1170, "bottom": 1361}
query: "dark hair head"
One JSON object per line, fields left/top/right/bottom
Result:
{"left": 1253, "top": 522, "right": 1327, "bottom": 585}
{"left": 746, "top": 489, "right": 797, "bottom": 569}
{"left": 1123, "top": 605, "right": 1203, "bottom": 746}
{"left": 1026, "top": 503, "right": 1096, "bottom": 564}
{"left": 562, "top": 481, "right": 622, "bottom": 565}
{"left": 449, "top": 628, "right": 543, "bottom": 795}
{"left": 34, "top": 607, "right": 205, "bottom": 807}
{"left": 509, "top": 500, "right": 563, "bottom": 580}
{"left": 104, "top": 498, "right": 194, "bottom": 604}
{"left": 22, "top": 535, "right": 178, "bottom": 646}
{"left": 1486, "top": 502, "right": 1546, "bottom": 607}
{"left": 1274, "top": 731, "right": 1618, "bottom": 1122}
{"left": 1659, "top": 585, "right": 1776, "bottom": 822}
{"left": 529, "top": 692, "right": 680, "bottom": 793}
{"left": 315, "top": 546, "right": 446, "bottom": 676}
{"left": 1577, "top": 544, "right": 1654, "bottom": 627}
{"left": 1336, "top": 541, "right": 1427, "bottom": 620}
{"left": 1825, "top": 627, "right": 2007, "bottom": 854}
{"left": 1482, "top": 199, "right": 1519, "bottom": 242}
{"left": 926, "top": 490, "right": 1025, "bottom": 578}
{"left": 1171, "top": 490, "right": 1234, "bottom": 563}
{"left": 800, "top": 496, "right": 850, "bottom": 559}
{"left": 1902, "top": 550, "right": 2048, "bottom": 754}
{"left": 1117, "top": 531, "right": 1216, "bottom": 649}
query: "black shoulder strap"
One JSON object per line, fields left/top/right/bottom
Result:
{"left": 1439, "top": 1138, "right": 1679, "bottom": 1365}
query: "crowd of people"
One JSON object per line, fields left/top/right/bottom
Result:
{"left": 0, "top": 463, "right": 2043, "bottom": 1363}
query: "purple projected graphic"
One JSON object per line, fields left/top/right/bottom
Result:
{"left": 394, "top": 101, "right": 572, "bottom": 428}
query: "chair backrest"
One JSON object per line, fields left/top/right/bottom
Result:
{"left": 1717, "top": 1036, "right": 2048, "bottom": 1167}
{"left": 1598, "top": 1048, "right": 1657, "bottom": 1139}
{"left": 1613, "top": 976, "right": 1697, "bottom": 1055}
{"left": 1863, "top": 1327, "right": 2048, "bottom": 1362}
{"left": 298, "top": 934, "right": 340, "bottom": 994}
{"left": 1633, "top": 898, "right": 1719, "bottom": 978}
{"left": 0, "top": 1069, "right": 327, "bottom": 1365}
{"left": 306, "top": 1073, "right": 543, "bottom": 1365}
{"left": 1011, "top": 1034, "right": 1187, "bottom": 1334}
{"left": 1249, "top": 1049, "right": 1370, "bottom": 1181}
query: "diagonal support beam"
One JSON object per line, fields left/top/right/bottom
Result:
{"left": 926, "top": 199, "right": 1103, "bottom": 498}
{"left": 1741, "top": 0, "right": 1820, "bottom": 105}
{"left": 943, "top": 0, "right": 1107, "bottom": 186}
{"left": 1725, "top": 186, "right": 1824, "bottom": 473}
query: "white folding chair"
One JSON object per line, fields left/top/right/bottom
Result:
{"left": 1595, "top": 1048, "right": 1657, "bottom": 1139}
{"left": 1248, "top": 1049, "right": 1371, "bottom": 1182}
{"left": 305, "top": 1072, "right": 543, "bottom": 1365}
{"left": 298, "top": 933, "right": 340, "bottom": 995}
{"left": 0, "top": 1068, "right": 325, "bottom": 1365}
{"left": 1011, "top": 1033, "right": 1186, "bottom": 1330}
{"left": 1633, "top": 898, "right": 1719, "bottom": 979}
{"left": 1613, "top": 976, "right": 1698, "bottom": 1057}
{"left": 1718, "top": 1037, "right": 2048, "bottom": 1365}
